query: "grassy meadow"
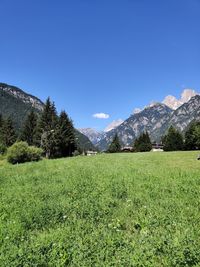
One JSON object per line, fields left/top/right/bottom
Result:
{"left": 0, "top": 151, "right": 200, "bottom": 266}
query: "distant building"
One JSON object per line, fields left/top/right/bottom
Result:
{"left": 151, "top": 143, "right": 164, "bottom": 152}
{"left": 121, "top": 146, "right": 134, "bottom": 152}
{"left": 86, "top": 151, "right": 98, "bottom": 156}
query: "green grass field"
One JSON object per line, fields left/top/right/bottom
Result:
{"left": 1, "top": 152, "right": 200, "bottom": 266}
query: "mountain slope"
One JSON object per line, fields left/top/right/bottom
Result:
{"left": 0, "top": 83, "right": 44, "bottom": 129}
{"left": 79, "top": 120, "right": 124, "bottom": 145}
{"left": 104, "top": 119, "right": 124, "bottom": 132}
{"left": 75, "top": 130, "right": 97, "bottom": 151}
{"left": 97, "top": 103, "right": 173, "bottom": 150}
{"left": 78, "top": 128, "right": 106, "bottom": 146}
{"left": 166, "top": 95, "right": 200, "bottom": 131}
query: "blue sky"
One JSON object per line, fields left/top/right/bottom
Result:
{"left": 0, "top": 0, "right": 200, "bottom": 130}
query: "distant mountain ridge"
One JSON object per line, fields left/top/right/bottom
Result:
{"left": 0, "top": 82, "right": 96, "bottom": 151}
{"left": 78, "top": 128, "right": 105, "bottom": 145}
{"left": 96, "top": 103, "right": 173, "bottom": 150}
{"left": 78, "top": 119, "right": 124, "bottom": 145}
{"left": 78, "top": 120, "right": 124, "bottom": 145}
{"left": 80, "top": 89, "right": 200, "bottom": 151}
{"left": 96, "top": 94, "right": 200, "bottom": 151}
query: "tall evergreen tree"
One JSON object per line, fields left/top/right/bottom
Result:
{"left": 194, "top": 123, "right": 200, "bottom": 149}
{"left": 37, "top": 97, "right": 57, "bottom": 133}
{"left": 163, "top": 126, "right": 183, "bottom": 151}
{"left": 57, "top": 111, "right": 76, "bottom": 157}
{"left": 35, "top": 97, "right": 58, "bottom": 158}
{"left": 20, "top": 110, "right": 38, "bottom": 145}
{"left": 133, "top": 131, "right": 152, "bottom": 152}
{"left": 0, "top": 117, "right": 16, "bottom": 147}
{"left": 107, "top": 134, "right": 121, "bottom": 153}
{"left": 184, "top": 121, "right": 200, "bottom": 150}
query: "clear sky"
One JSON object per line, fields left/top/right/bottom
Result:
{"left": 0, "top": 0, "right": 200, "bottom": 130}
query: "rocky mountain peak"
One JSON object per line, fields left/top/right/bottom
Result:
{"left": 181, "top": 89, "right": 197, "bottom": 103}
{"left": 166, "top": 94, "right": 200, "bottom": 132}
{"left": 162, "top": 95, "right": 180, "bottom": 110}
{"left": 146, "top": 102, "right": 169, "bottom": 109}
{"left": 162, "top": 88, "right": 199, "bottom": 110}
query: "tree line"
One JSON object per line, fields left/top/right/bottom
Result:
{"left": 0, "top": 98, "right": 77, "bottom": 158}
{"left": 107, "top": 122, "right": 200, "bottom": 153}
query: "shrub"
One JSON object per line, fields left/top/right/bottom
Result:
{"left": 73, "top": 150, "right": 80, "bottom": 157}
{"left": 7, "top": 141, "right": 43, "bottom": 164}
{"left": 28, "top": 146, "right": 43, "bottom": 161}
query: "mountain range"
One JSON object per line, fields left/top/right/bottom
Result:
{"left": 0, "top": 83, "right": 96, "bottom": 151}
{"left": 79, "top": 89, "right": 200, "bottom": 151}
{"left": 1, "top": 83, "right": 199, "bottom": 152}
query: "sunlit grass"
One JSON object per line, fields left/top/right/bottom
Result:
{"left": 0, "top": 151, "right": 200, "bottom": 266}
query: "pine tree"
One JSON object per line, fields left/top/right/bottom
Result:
{"left": 41, "top": 129, "right": 59, "bottom": 158}
{"left": 107, "top": 134, "right": 121, "bottom": 153}
{"left": 194, "top": 122, "right": 200, "bottom": 149}
{"left": 57, "top": 111, "right": 76, "bottom": 157}
{"left": 36, "top": 98, "right": 57, "bottom": 134}
{"left": 133, "top": 137, "right": 139, "bottom": 151}
{"left": 35, "top": 97, "right": 58, "bottom": 158}
{"left": 163, "top": 126, "right": 183, "bottom": 151}
{"left": 0, "top": 117, "right": 16, "bottom": 147}
{"left": 143, "top": 131, "right": 152, "bottom": 151}
{"left": 20, "top": 110, "right": 38, "bottom": 145}
{"left": 133, "top": 131, "right": 152, "bottom": 152}
{"left": 195, "top": 127, "right": 200, "bottom": 149}
{"left": 185, "top": 121, "right": 200, "bottom": 150}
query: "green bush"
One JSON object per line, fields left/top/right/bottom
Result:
{"left": 73, "top": 150, "right": 80, "bottom": 156}
{"left": 28, "top": 146, "right": 43, "bottom": 161}
{"left": 7, "top": 141, "right": 43, "bottom": 164}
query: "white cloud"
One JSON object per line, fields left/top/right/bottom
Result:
{"left": 93, "top": 113, "right": 110, "bottom": 119}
